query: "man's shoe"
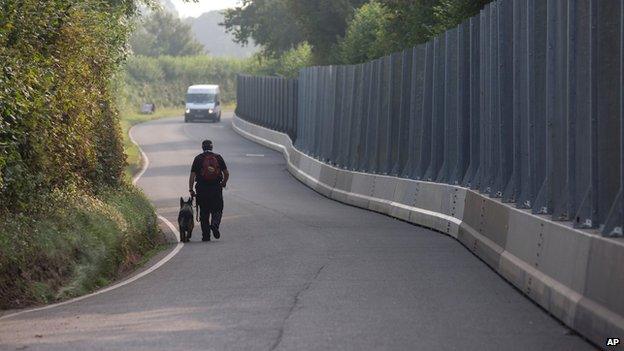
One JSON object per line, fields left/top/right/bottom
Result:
{"left": 211, "top": 225, "right": 220, "bottom": 239}
{"left": 202, "top": 232, "right": 210, "bottom": 241}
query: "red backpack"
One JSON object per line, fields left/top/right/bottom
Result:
{"left": 200, "top": 153, "right": 221, "bottom": 182}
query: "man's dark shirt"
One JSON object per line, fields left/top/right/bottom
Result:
{"left": 191, "top": 151, "right": 227, "bottom": 186}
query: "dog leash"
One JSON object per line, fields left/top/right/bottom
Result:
{"left": 194, "top": 195, "right": 199, "bottom": 223}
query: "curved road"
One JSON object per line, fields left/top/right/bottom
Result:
{"left": 0, "top": 114, "right": 594, "bottom": 350}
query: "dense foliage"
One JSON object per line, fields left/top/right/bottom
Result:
{"left": 0, "top": 0, "right": 171, "bottom": 309}
{"left": 222, "top": 0, "right": 493, "bottom": 66}
{"left": 0, "top": 0, "right": 137, "bottom": 213}
{"left": 223, "top": 0, "right": 365, "bottom": 64}
{"left": 0, "top": 184, "right": 162, "bottom": 308}
{"left": 130, "top": 10, "right": 205, "bottom": 57}
{"left": 334, "top": 1, "right": 391, "bottom": 64}
{"left": 382, "top": 0, "right": 493, "bottom": 50}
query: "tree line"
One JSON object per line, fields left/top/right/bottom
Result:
{"left": 222, "top": 0, "right": 493, "bottom": 68}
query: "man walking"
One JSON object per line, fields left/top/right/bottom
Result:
{"left": 189, "top": 140, "right": 229, "bottom": 241}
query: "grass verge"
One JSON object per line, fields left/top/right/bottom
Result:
{"left": 0, "top": 184, "right": 165, "bottom": 309}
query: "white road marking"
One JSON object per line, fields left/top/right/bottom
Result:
{"left": 245, "top": 154, "right": 265, "bottom": 157}
{"left": 130, "top": 126, "right": 150, "bottom": 186}
{"left": 0, "top": 124, "right": 185, "bottom": 321}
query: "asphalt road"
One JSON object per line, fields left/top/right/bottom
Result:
{"left": 0, "top": 113, "right": 595, "bottom": 351}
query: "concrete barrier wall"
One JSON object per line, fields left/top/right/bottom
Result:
{"left": 233, "top": 114, "right": 624, "bottom": 348}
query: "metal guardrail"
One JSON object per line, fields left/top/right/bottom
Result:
{"left": 236, "top": 0, "right": 624, "bottom": 237}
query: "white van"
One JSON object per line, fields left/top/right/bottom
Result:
{"left": 184, "top": 85, "right": 221, "bottom": 123}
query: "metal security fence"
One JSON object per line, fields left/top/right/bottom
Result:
{"left": 236, "top": 75, "right": 298, "bottom": 141}
{"left": 236, "top": 0, "right": 624, "bottom": 237}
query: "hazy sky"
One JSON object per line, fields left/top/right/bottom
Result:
{"left": 170, "top": 0, "right": 241, "bottom": 18}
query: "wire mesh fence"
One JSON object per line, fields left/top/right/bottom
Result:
{"left": 236, "top": 0, "right": 624, "bottom": 237}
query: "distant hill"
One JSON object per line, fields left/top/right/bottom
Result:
{"left": 185, "top": 11, "right": 258, "bottom": 58}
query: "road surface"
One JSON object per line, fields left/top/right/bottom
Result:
{"left": 0, "top": 113, "right": 595, "bottom": 350}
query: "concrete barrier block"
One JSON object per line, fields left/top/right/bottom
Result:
{"left": 332, "top": 171, "right": 353, "bottom": 203}
{"left": 539, "top": 222, "right": 591, "bottom": 296}
{"left": 583, "top": 237, "right": 624, "bottom": 318}
{"left": 389, "top": 180, "right": 419, "bottom": 222}
{"left": 413, "top": 182, "right": 445, "bottom": 213}
{"left": 317, "top": 165, "right": 338, "bottom": 197}
{"left": 308, "top": 158, "right": 322, "bottom": 181}
{"left": 289, "top": 148, "right": 302, "bottom": 169}
{"left": 457, "top": 223, "right": 503, "bottom": 270}
{"left": 369, "top": 176, "right": 396, "bottom": 214}
{"left": 451, "top": 187, "right": 467, "bottom": 220}
{"left": 297, "top": 154, "right": 310, "bottom": 175}
{"left": 575, "top": 295, "right": 624, "bottom": 348}
{"left": 277, "top": 133, "right": 290, "bottom": 147}
{"left": 501, "top": 210, "right": 542, "bottom": 289}
{"left": 446, "top": 220, "right": 461, "bottom": 239}
{"left": 479, "top": 197, "right": 509, "bottom": 249}
{"left": 372, "top": 176, "right": 398, "bottom": 201}
{"left": 409, "top": 209, "right": 445, "bottom": 233}
{"left": 348, "top": 173, "right": 374, "bottom": 209}
{"left": 394, "top": 180, "right": 419, "bottom": 206}
{"left": 462, "top": 191, "right": 484, "bottom": 231}
{"left": 520, "top": 265, "right": 579, "bottom": 327}
{"left": 436, "top": 184, "right": 456, "bottom": 217}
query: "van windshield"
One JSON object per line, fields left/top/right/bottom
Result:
{"left": 186, "top": 93, "right": 215, "bottom": 104}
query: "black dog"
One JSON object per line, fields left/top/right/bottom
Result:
{"left": 178, "top": 197, "right": 194, "bottom": 243}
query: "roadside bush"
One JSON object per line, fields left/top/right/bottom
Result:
{"left": 0, "top": 184, "right": 163, "bottom": 308}
{"left": 334, "top": 1, "right": 391, "bottom": 64}
{"left": 248, "top": 43, "right": 313, "bottom": 78}
{"left": 0, "top": 0, "right": 133, "bottom": 213}
{"left": 0, "top": 0, "right": 165, "bottom": 309}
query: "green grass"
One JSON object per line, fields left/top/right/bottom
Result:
{"left": 0, "top": 184, "right": 164, "bottom": 309}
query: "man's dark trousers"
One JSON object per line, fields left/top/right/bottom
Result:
{"left": 196, "top": 183, "right": 223, "bottom": 240}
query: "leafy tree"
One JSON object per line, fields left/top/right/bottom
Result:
{"left": 130, "top": 10, "right": 204, "bottom": 56}
{"left": 222, "top": 0, "right": 364, "bottom": 64}
{"left": 285, "top": 0, "right": 367, "bottom": 64}
{"left": 431, "top": 0, "right": 493, "bottom": 35}
{"left": 278, "top": 42, "right": 313, "bottom": 77}
{"left": 335, "top": 1, "right": 391, "bottom": 64}
{"left": 248, "top": 42, "right": 313, "bottom": 77}
{"left": 378, "top": 0, "right": 438, "bottom": 51}
{"left": 0, "top": 0, "right": 140, "bottom": 210}
{"left": 380, "top": 0, "right": 493, "bottom": 50}
{"left": 222, "top": 0, "right": 302, "bottom": 58}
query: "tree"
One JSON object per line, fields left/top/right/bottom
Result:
{"left": 222, "top": 0, "right": 365, "bottom": 64}
{"left": 378, "top": 0, "right": 438, "bottom": 51}
{"left": 335, "top": 1, "right": 391, "bottom": 64}
{"left": 431, "top": 0, "right": 493, "bottom": 35}
{"left": 285, "top": 0, "right": 367, "bottom": 64}
{"left": 379, "top": 0, "right": 493, "bottom": 50}
{"left": 222, "top": 0, "right": 303, "bottom": 58}
{"left": 130, "top": 11, "right": 204, "bottom": 57}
